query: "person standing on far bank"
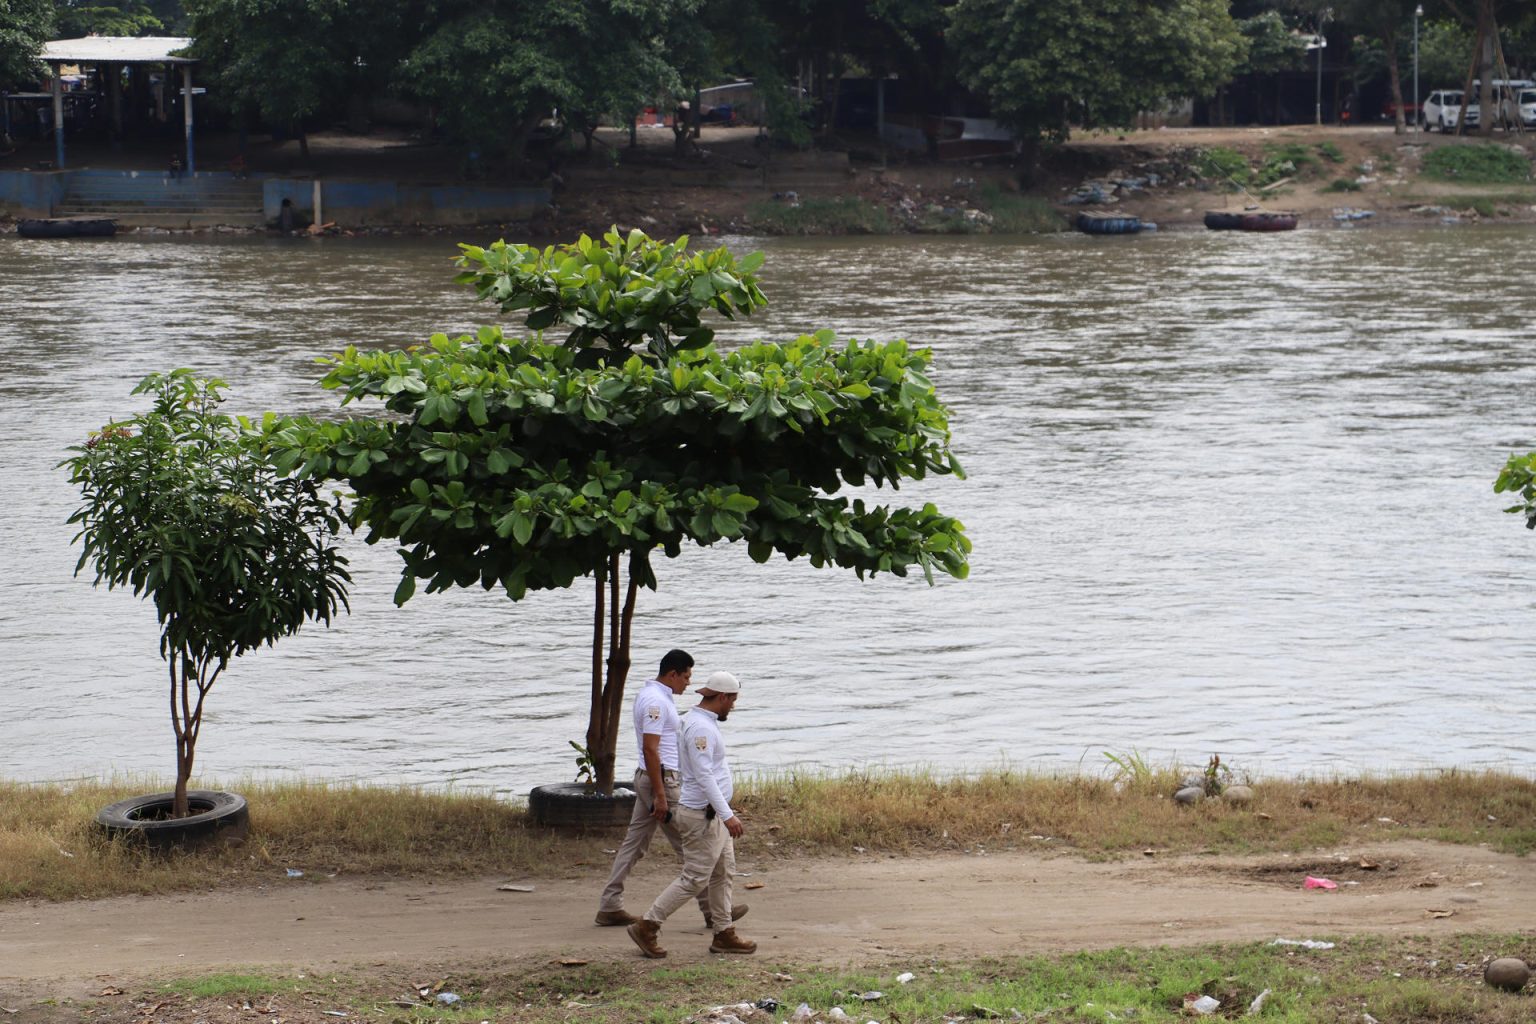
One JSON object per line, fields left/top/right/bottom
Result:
{"left": 595, "top": 649, "right": 747, "bottom": 929}
{"left": 627, "top": 671, "right": 757, "bottom": 958}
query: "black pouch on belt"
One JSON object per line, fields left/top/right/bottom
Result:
{"left": 705, "top": 806, "right": 716, "bottom": 820}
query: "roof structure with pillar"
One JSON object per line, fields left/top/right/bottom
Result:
{"left": 38, "top": 36, "right": 199, "bottom": 172}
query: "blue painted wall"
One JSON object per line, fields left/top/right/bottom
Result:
{"left": 0, "top": 171, "right": 67, "bottom": 217}
{"left": 262, "top": 179, "right": 549, "bottom": 227}
{"left": 5, "top": 169, "right": 548, "bottom": 227}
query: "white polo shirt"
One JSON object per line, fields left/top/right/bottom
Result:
{"left": 632, "top": 679, "right": 682, "bottom": 772}
{"left": 678, "top": 706, "right": 735, "bottom": 820}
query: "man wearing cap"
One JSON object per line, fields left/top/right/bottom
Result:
{"left": 627, "top": 671, "right": 757, "bottom": 958}
{"left": 594, "top": 649, "right": 746, "bottom": 929}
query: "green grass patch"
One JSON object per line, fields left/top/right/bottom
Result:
{"left": 1323, "top": 178, "right": 1363, "bottom": 192}
{"left": 1423, "top": 143, "right": 1533, "bottom": 184}
{"left": 1316, "top": 140, "right": 1347, "bottom": 163}
{"left": 744, "top": 196, "right": 891, "bottom": 234}
{"left": 1196, "top": 145, "right": 1250, "bottom": 187}
{"left": 65, "top": 934, "right": 1536, "bottom": 1024}
{"left": 1255, "top": 143, "right": 1324, "bottom": 186}
{"left": 975, "top": 184, "right": 1069, "bottom": 233}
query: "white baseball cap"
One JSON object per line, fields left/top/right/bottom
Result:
{"left": 699, "top": 671, "right": 740, "bottom": 695}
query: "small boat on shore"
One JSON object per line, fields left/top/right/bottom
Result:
{"left": 1204, "top": 210, "right": 1298, "bottom": 232}
{"left": 17, "top": 218, "right": 117, "bottom": 239}
{"left": 1076, "top": 212, "right": 1143, "bottom": 235}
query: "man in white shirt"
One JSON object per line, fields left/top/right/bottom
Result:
{"left": 627, "top": 671, "right": 757, "bottom": 957}
{"left": 594, "top": 650, "right": 747, "bottom": 929}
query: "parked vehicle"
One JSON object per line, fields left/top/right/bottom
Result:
{"left": 1422, "top": 90, "right": 1465, "bottom": 131}
{"left": 1500, "top": 87, "right": 1536, "bottom": 129}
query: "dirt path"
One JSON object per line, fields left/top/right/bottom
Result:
{"left": 1, "top": 839, "right": 1530, "bottom": 998}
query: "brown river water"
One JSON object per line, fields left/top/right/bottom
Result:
{"left": 3, "top": 227, "right": 1534, "bottom": 793}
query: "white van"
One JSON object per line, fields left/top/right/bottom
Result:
{"left": 1473, "top": 80, "right": 1533, "bottom": 129}
{"left": 1422, "top": 90, "right": 1465, "bottom": 130}
{"left": 1500, "top": 86, "right": 1536, "bottom": 129}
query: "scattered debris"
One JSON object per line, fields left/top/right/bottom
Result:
{"left": 1247, "top": 989, "right": 1271, "bottom": 1015}
{"left": 744, "top": 881, "right": 765, "bottom": 890}
{"left": 434, "top": 992, "right": 461, "bottom": 1006}
{"left": 1424, "top": 908, "right": 1454, "bottom": 919}
{"left": 1332, "top": 208, "right": 1375, "bottom": 221}
{"left": 1270, "top": 938, "right": 1336, "bottom": 950}
{"left": 497, "top": 883, "right": 535, "bottom": 892}
{"left": 1183, "top": 993, "right": 1221, "bottom": 1015}
{"left": 557, "top": 958, "right": 588, "bottom": 967}
{"left": 285, "top": 868, "right": 304, "bottom": 878}
{"left": 896, "top": 972, "right": 916, "bottom": 984}
{"left": 1303, "top": 877, "right": 1338, "bottom": 891}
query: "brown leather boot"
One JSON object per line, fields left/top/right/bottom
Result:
{"left": 702, "top": 903, "right": 749, "bottom": 929}
{"left": 708, "top": 927, "right": 757, "bottom": 954}
{"left": 594, "top": 909, "right": 638, "bottom": 927}
{"left": 627, "top": 919, "right": 667, "bottom": 959}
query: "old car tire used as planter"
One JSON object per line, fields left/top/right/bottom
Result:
{"left": 96, "top": 790, "right": 250, "bottom": 849}
{"left": 528, "top": 782, "right": 636, "bottom": 829}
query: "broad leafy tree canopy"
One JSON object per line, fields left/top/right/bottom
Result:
{"left": 262, "top": 230, "right": 969, "bottom": 609}
{"left": 0, "top": 0, "right": 52, "bottom": 90}
{"left": 948, "top": 0, "right": 1245, "bottom": 141}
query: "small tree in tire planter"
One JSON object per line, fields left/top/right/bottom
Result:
{"left": 64, "top": 370, "right": 350, "bottom": 842}
{"left": 262, "top": 229, "right": 970, "bottom": 807}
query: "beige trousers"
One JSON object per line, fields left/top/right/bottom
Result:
{"left": 598, "top": 769, "right": 709, "bottom": 915}
{"left": 641, "top": 804, "right": 733, "bottom": 933}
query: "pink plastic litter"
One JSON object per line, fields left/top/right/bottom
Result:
{"left": 1303, "top": 876, "right": 1338, "bottom": 890}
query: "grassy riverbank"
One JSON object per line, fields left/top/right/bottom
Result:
{"left": 4, "top": 767, "right": 1533, "bottom": 902}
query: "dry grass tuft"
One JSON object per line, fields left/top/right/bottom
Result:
{"left": 733, "top": 766, "right": 1536, "bottom": 858}
{"left": 3, "top": 766, "right": 1533, "bottom": 902}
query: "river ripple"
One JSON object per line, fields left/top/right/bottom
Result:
{"left": 2, "top": 227, "right": 1534, "bottom": 793}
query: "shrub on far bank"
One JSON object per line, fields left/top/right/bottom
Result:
{"left": 745, "top": 196, "right": 891, "bottom": 234}
{"left": 975, "top": 186, "right": 1069, "bottom": 233}
{"left": 1422, "top": 143, "right": 1532, "bottom": 184}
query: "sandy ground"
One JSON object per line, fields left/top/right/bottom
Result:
{"left": 2, "top": 838, "right": 1531, "bottom": 1006}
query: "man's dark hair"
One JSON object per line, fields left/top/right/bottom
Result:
{"left": 659, "top": 648, "right": 694, "bottom": 676}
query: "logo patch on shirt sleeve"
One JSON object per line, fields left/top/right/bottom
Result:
{"left": 694, "top": 736, "right": 709, "bottom": 752}
{"left": 646, "top": 705, "right": 661, "bottom": 721}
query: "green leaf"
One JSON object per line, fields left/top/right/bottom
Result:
{"left": 511, "top": 512, "right": 534, "bottom": 546}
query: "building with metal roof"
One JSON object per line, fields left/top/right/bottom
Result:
{"left": 27, "top": 36, "right": 201, "bottom": 172}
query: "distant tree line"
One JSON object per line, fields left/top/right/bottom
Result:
{"left": 2, "top": 0, "right": 1532, "bottom": 157}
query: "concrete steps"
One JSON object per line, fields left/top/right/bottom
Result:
{"left": 54, "top": 171, "right": 264, "bottom": 227}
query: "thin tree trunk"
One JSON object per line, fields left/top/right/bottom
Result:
{"left": 586, "top": 566, "right": 606, "bottom": 788}
{"left": 1385, "top": 27, "right": 1406, "bottom": 134}
{"left": 595, "top": 554, "right": 631, "bottom": 793}
{"left": 170, "top": 658, "right": 189, "bottom": 817}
